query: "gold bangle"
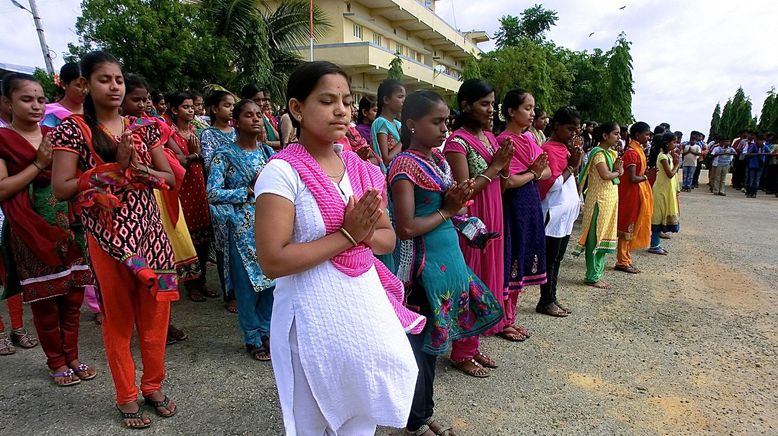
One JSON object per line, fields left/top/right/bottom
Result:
{"left": 436, "top": 209, "right": 448, "bottom": 222}
{"left": 339, "top": 227, "right": 358, "bottom": 246}
{"left": 476, "top": 173, "right": 492, "bottom": 183}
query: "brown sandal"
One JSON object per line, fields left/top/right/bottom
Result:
{"left": 497, "top": 326, "right": 527, "bottom": 342}
{"left": 536, "top": 303, "right": 569, "bottom": 317}
{"left": 0, "top": 332, "right": 16, "bottom": 355}
{"left": 614, "top": 264, "right": 640, "bottom": 274}
{"left": 10, "top": 328, "right": 38, "bottom": 349}
{"left": 474, "top": 352, "right": 498, "bottom": 368}
{"left": 427, "top": 418, "right": 460, "bottom": 436}
{"left": 451, "top": 358, "right": 489, "bottom": 378}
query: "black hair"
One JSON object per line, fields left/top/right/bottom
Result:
{"left": 1, "top": 73, "right": 37, "bottom": 99}
{"left": 648, "top": 131, "right": 677, "bottom": 167}
{"left": 357, "top": 95, "right": 377, "bottom": 125}
{"left": 593, "top": 121, "right": 620, "bottom": 145}
{"left": 399, "top": 90, "right": 446, "bottom": 150}
{"left": 240, "top": 83, "right": 264, "bottom": 100}
{"left": 124, "top": 73, "right": 149, "bottom": 95}
{"left": 376, "top": 79, "right": 404, "bottom": 116}
{"left": 690, "top": 130, "right": 702, "bottom": 138}
{"left": 286, "top": 61, "right": 350, "bottom": 129}
{"left": 232, "top": 99, "right": 261, "bottom": 127}
{"left": 500, "top": 88, "right": 532, "bottom": 121}
{"left": 166, "top": 91, "right": 194, "bottom": 122}
{"left": 205, "top": 90, "right": 233, "bottom": 124}
{"left": 533, "top": 107, "right": 545, "bottom": 118}
{"left": 150, "top": 90, "right": 165, "bottom": 104}
{"left": 80, "top": 50, "right": 122, "bottom": 163}
{"left": 453, "top": 79, "right": 494, "bottom": 131}
{"left": 629, "top": 121, "right": 651, "bottom": 139}
{"left": 189, "top": 89, "right": 202, "bottom": 100}
{"left": 59, "top": 62, "right": 82, "bottom": 85}
{"left": 653, "top": 125, "right": 666, "bottom": 135}
{"left": 550, "top": 106, "right": 581, "bottom": 130}
{"left": 756, "top": 131, "right": 766, "bottom": 140}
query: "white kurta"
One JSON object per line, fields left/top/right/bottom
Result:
{"left": 255, "top": 159, "right": 418, "bottom": 435}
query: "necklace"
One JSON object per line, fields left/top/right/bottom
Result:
{"left": 326, "top": 156, "right": 346, "bottom": 180}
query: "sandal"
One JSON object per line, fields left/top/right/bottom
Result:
{"left": 451, "top": 358, "right": 489, "bottom": 378}
{"left": 10, "top": 327, "right": 38, "bottom": 349}
{"left": 647, "top": 247, "right": 668, "bottom": 255}
{"left": 406, "top": 424, "right": 434, "bottom": 436}
{"left": 50, "top": 368, "right": 81, "bottom": 387}
{"left": 555, "top": 301, "right": 572, "bottom": 314}
{"left": 201, "top": 286, "right": 219, "bottom": 299}
{"left": 188, "top": 289, "right": 206, "bottom": 302}
{"left": 72, "top": 363, "right": 97, "bottom": 380}
{"left": 143, "top": 394, "right": 177, "bottom": 418}
{"left": 513, "top": 325, "right": 531, "bottom": 338}
{"left": 225, "top": 300, "right": 238, "bottom": 314}
{"left": 536, "top": 303, "right": 568, "bottom": 317}
{"left": 585, "top": 280, "right": 611, "bottom": 289}
{"left": 426, "top": 418, "right": 460, "bottom": 436}
{"left": 247, "top": 344, "right": 271, "bottom": 362}
{"left": 116, "top": 403, "right": 151, "bottom": 429}
{"left": 166, "top": 324, "right": 188, "bottom": 345}
{"left": 474, "top": 352, "right": 498, "bottom": 368}
{"left": 496, "top": 326, "right": 527, "bottom": 342}
{"left": 0, "top": 332, "right": 16, "bottom": 355}
{"left": 614, "top": 264, "right": 640, "bottom": 274}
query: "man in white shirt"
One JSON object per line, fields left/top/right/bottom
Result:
{"left": 681, "top": 131, "right": 702, "bottom": 191}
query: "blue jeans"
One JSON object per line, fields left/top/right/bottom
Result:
{"left": 650, "top": 228, "right": 662, "bottom": 249}
{"left": 746, "top": 167, "right": 763, "bottom": 195}
{"left": 230, "top": 239, "right": 273, "bottom": 347}
{"left": 682, "top": 166, "right": 696, "bottom": 189}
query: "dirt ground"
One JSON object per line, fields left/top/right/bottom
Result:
{"left": 1, "top": 172, "right": 777, "bottom": 435}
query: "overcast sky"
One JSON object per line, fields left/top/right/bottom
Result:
{"left": 1, "top": 0, "right": 776, "bottom": 138}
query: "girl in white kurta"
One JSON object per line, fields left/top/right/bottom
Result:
{"left": 254, "top": 62, "right": 423, "bottom": 435}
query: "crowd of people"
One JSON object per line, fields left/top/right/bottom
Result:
{"left": 0, "top": 51, "right": 776, "bottom": 435}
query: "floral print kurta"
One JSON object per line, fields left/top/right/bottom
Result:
{"left": 206, "top": 142, "right": 274, "bottom": 293}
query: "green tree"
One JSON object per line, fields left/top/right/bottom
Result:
{"left": 388, "top": 53, "right": 404, "bottom": 81}
{"left": 602, "top": 33, "right": 634, "bottom": 124}
{"left": 32, "top": 68, "right": 57, "bottom": 101}
{"left": 719, "top": 87, "right": 754, "bottom": 138}
{"left": 758, "top": 88, "right": 778, "bottom": 135}
{"left": 708, "top": 103, "right": 721, "bottom": 139}
{"left": 494, "top": 5, "right": 558, "bottom": 48}
{"left": 67, "top": 0, "right": 232, "bottom": 91}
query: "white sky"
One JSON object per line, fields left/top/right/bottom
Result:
{"left": 1, "top": 0, "right": 776, "bottom": 138}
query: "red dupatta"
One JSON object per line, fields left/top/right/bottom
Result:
{"left": 0, "top": 127, "right": 80, "bottom": 266}
{"left": 539, "top": 141, "right": 571, "bottom": 200}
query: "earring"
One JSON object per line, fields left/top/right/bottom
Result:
{"left": 410, "top": 127, "right": 415, "bottom": 134}
{"left": 296, "top": 115, "right": 302, "bottom": 122}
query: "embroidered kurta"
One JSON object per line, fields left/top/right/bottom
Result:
{"left": 207, "top": 143, "right": 275, "bottom": 293}
{"left": 388, "top": 150, "right": 502, "bottom": 354}
{"left": 618, "top": 140, "right": 653, "bottom": 248}
{"left": 574, "top": 149, "right": 619, "bottom": 255}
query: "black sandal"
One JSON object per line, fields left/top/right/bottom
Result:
{"left": 247, "top": 344, "right": 271, "bottom": 362}
{"left": 143, "top": 394, "right": 177, "bottom": 418}
{"left": 116, "top": 404, "right": 151, "bottom": 429}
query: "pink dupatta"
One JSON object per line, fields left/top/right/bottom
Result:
{"left": 272, "top": 143, "right": 426, "bottom": 334}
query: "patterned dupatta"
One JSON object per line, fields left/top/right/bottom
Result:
{"left": 69, "top": 115, "right": 177, "bottom": 301}
{"left": 448, "top": 128, "right": 498, "bottom": 164}
{"left": 272, "top": 143, "right": 425, "bottom": 334}
{"left": 578, "top": 145, "right": 620, "bottom": 195}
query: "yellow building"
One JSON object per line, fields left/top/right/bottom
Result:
{"left": 303, "top": 0, "right": 488, "bottom": 97}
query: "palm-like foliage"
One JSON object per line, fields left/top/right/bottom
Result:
{"left": 197, "top": 0, "right": 331, "bottom": 102}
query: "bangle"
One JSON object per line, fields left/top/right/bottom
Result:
{"left": 476, "top": 173, "right": 492, "bottom": 183}
{"left": 436, "top": 209, "right": 448, "bottom": 222}
{"left": 339, "top": 227, "right": 358, "bottom": 247}
{"left": 529, "top": 169, "right": 539, "bottom": 180}
{"left": 499, "top": 172, "right": 509, "bottom": 179}
{"left": 32, "top": 161, "right": 43, "bottom": 171}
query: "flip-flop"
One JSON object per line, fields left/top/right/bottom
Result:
{"left": 143, "top": 394, "right": 177, "bottom": 418}
{"left": 536, "top": 303, "right": 569, "bottom": 317}
{"left": 50, "top": 368, "right": 81, "bottom": 387}
{"left": 614, "top": 264, "right": 640, "bottom": 274}
{"left": 116, "top": 404, "right": 151, "bottom": 429}
{"left": 474, "top": 352, "right": 498, "bottom": 368}
{"left": 72, "top": 363, "right": 97, "bottom": 381}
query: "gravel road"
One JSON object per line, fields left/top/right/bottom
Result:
{"left": 1, "top": 172, "right": 776, "bottom": 435}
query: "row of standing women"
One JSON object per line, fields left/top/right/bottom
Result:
{"left": 0, "top": 51, "right": 684, "bottom": 434}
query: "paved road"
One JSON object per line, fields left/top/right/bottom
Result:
{"left": 1, "top": 171, "right": 776, "bottom": 435}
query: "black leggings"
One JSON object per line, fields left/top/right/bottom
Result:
{"left": 538, "top": 235, "right": 570, "bottom": 307}
{"left": 406, "top": 282, "right": 437, "bottom": 431}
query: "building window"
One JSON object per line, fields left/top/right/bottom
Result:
{"left": 395, "top": 42, "right": 402, "bottom": 54}
{"left": 372, "top": 33, "right": 382, "bottom": 46}
{"left": 353, "top": 23, "right": 363, "bottom": 40}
